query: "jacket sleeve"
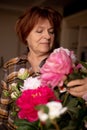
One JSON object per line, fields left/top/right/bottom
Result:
{"left": 0, "top": 57, "right": 19, "bottom": 126}
{"left": 0, "top": 67, "right": 9, "bottom": 126}
{"left": 0, "top": 56, "right": 28, "bottom": 129}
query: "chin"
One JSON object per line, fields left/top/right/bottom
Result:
{"left": 40, "top": 50, "right": 51, "bottom": 55}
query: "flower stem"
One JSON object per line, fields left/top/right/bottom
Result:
{"left": 63, "top": 92, "right": 69, "bottom": 106}
{"left": 51, "top": 120, "right": 60, "bottom": 130}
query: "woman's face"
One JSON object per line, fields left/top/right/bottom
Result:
{"left": 26, "top": 19, "right": 54, "bottom": 56}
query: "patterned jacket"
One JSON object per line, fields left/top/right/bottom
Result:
{"left": 0, "top": 55, "right": 29, "bottom": 130}
{"left": 0, "top": 54, "right": 46, "bottom": 130}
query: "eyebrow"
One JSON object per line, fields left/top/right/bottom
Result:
{"left": 36, "top": 26, "right": 54, "bottom": 29}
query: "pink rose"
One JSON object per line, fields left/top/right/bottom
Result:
{"left": 16, "top": 86, "right": 58, "bottom": 122}
{"left": 40, "top": 47, "right": 74, "bottom": 88}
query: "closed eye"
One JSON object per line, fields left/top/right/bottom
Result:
{"left": 36, "top": 30, "right": 43, "bottom": 33}
{"left": 48, "top": 28, "right": 54, "bottom": 34}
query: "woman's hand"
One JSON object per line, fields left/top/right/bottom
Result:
{"left": 67, "top": 78, "right": 87, "bottom": 97}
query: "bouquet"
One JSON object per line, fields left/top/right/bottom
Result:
{"left": 4, "top": 47, "right": 87, "bottom": 130}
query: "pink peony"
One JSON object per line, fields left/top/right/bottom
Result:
{"left": 16, "top": 86, "right": 59, "bottom": 122}
{"left": 82, "top": 93, "right": 87, "bottom": 101}
{"left": 40, "top": 47, "right": 74, "bottom": 88}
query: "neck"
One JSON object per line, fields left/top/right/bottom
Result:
{"left": 28, "top": 52, "right": 49, "bottom": 73}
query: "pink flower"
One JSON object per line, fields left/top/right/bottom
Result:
{"left": 75, "top": 63, "right": 83, "bottom": 69}
{"left": 40, "top": 47, "right": 74, "bottom": 88}
{"left": 82, "top": 93, "right": 87, "bottom": 101}
{"left": 16, "top": 86, "right": 59, "bottom": 122}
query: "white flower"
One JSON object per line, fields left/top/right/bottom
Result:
{"left": 21, "top": 76, "right": 41, "bottom": 91}
{"left": 38, "top": 101, "right": 67, "bottom": 122}
{"left": 38, "top": 110, "right": 48, "bottom": 122}
{"left": 9, "top": 83, "right": 17, "bottom": 91}
{"left": 18, "top": 68, "right": 29, "bottom": 80}
{"left": 11, "top": 92, "right": 18, "bottom": 99}
{"left": 47, "top": 101, "right": 67, "bottom": 120}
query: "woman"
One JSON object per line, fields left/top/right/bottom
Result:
{"left": 0, "top": 6, "right": 87, "bottom": 130}
{"left": 0, "top": 6, "right": 62, "bottom": 130}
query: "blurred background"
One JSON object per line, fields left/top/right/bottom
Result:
{"left": 0, "top": 0, "right": 87, "bottom": 75}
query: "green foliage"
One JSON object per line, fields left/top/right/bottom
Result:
{"left": 13, "top": 62, "right": 87, "bottom": 130}
{"left": 80, "top": 61, "right": 87, "bottom": 69}
{"left": 14, "top": 119, "right": 39, "bottom": 130}
{"left": 36, "top": 105, "right": 49, "bottom": 114}
{"left": 58, "top": 92, "right": 87, "bottom": 130}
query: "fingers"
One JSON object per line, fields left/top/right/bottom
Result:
{"left": 67, "top": 86, "right": 87, "bottom": 97}
{"left": 66, "top": 78, "right": 87, "bottom": 97}
{"left": 67, "top": 90, "right": 85, "bottom": 97}
{"left": 67, "top": 79, "right": 85, "bottom": 87}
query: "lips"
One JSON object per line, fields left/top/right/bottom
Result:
{"left": 40, "top": 42, "right": 50, "bottom": 44}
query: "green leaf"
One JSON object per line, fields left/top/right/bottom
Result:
{"left": 80, "top": 61, "right": 87, "bottom": 69}
{"left": 35, "top": 104, "right": 49, "bottom": 114}
{"left": 14, "top": 119, "right": 39, "bottom": 130}
{"left": 67, "top": 98, "right": 79, "bottom": 107}
{"left": 16, "top": 125, "right": 35, "bottom": 130}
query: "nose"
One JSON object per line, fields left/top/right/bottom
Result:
{"left": 44, "top": 30, "right": 51, "bottom": 40}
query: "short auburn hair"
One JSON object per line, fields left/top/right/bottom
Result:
{"left": 15, "top": 6, "right": 62, "bottom": 49}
